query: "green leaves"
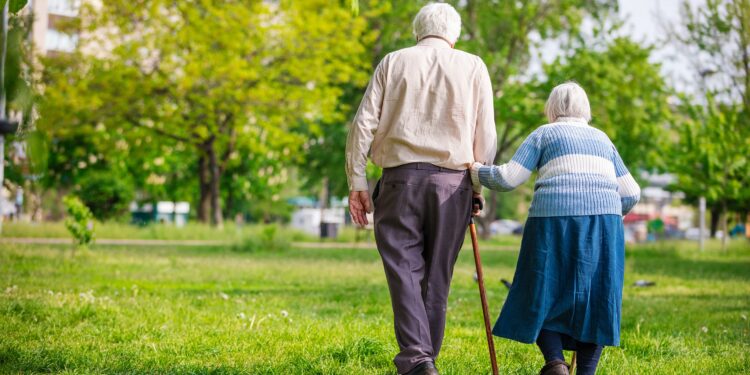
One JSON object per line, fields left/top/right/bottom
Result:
{"left": 1, "top": 0, "right": 28, "bottom": 13}
{"left": 63, "top": 195, "right": 95, "bottom": 248}
{"left": 544, "top": 37, "right": 672, "bottom": 172}
{"left": 669, "top": 95, "right": 749, "bottom": 210}
{"left": 39, "top": 1, "right": 372, "bottom": 221}
{"left": 668, "top": 0, "right": 750, "bottom": 217}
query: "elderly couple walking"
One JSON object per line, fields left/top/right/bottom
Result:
{"left": 345, "top": 3, "right": 640, "bottom": 375}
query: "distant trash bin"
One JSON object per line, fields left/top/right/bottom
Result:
{"left": 174, "top": 202, "right": 190, "bottom": 228}
{"left": 130, "top": 201, "right": 190, "bottom": 226}
{"left": 156, "top": 202, "right": 175, "bottom": 223}
{"left": 320, "top": 222, "right": 339, "bottom": 239}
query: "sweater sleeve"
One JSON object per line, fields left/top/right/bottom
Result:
{"left": 612, "top": 146, "right": 640, "bottom": 215}
{"left": 471, "top": 128, "right": 543, "bottom": 192}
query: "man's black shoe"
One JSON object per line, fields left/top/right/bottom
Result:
{"left": 402, "top": 361, "right": 439, "bottom": 375}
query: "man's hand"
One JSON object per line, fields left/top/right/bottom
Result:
{"left": 472, "top": 192, "right": 484, "bottom": 217}
{"left": 349, "top": 190, "right": 373, "bottom": 226}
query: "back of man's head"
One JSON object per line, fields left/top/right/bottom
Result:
{"left": 412, "top": 3, "right": 462, "bottom": 45}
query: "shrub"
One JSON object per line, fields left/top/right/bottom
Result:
{"left": 63, "top": 196, "right": 95, "bottom": 250}
{"left": 76, "top": 171, "right": 134, "bottom": 221}
{"left": 233, "top": 224, "right": 290, "bottom": 253}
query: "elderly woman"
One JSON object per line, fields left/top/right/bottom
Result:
{"left": 470, "top": 82, "right": 640, "bottom": 375}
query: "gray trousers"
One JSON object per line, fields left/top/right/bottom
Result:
{"left": 373, "top": 163, "right": 473, "bottom": 374}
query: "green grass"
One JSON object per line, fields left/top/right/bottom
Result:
{"left": 0, "top": 221, "right": 323, "bottom": 243}
{"left": 0, "top": 221, "right": 522, "bottom": 247}
{"left": 1, "top": 241, "right": 749, "bottom": 374}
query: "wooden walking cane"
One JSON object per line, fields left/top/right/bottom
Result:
{"left": 570, "top": 352, "right": 577, "bottom": 374}
{"left": 469, "top": 217, "right": 499, "bottom": 375}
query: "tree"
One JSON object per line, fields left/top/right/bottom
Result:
{"left": 670, "top": 97, "right": 749, "bottom": 248}
{"left": 300, "top": 1, "right": 421, "bottom": 200}
{"left": 543, "top": 37, "right": 673, "bottom": 171}
{"left": 1, "top": 1, "right": 29, "bottom": 14}
{"left": 75, "top": 171, "right": 134, "bottom": 221}
{"left": 1, "top": 0, "right": 39, "bottom": 223}
{"left": 63, "top": 195, "right": 94, "bottom": 253}
{"left": 672, "top": 0, "right": 750, "bottom": 114}
{"left": 38, "top": 1, "right": 371, "bottom": 226}
{"left": 668, "top": 0, "right": 750, "bottom": 246}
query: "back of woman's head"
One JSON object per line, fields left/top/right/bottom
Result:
{"left": 544, "top": 82, "right": 592, "bottom": 123}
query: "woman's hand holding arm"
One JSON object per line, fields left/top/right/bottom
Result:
{"left": 471, "top": 130, "right": 543, "bottom": 192}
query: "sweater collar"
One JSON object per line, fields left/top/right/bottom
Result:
{"left": 553, "top": 117, "right": 589, "bottom": 127}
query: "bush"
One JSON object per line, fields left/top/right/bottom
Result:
{"left": 233, "top": 224, "right": 290, "bottom": 253}
{"left": 76, "top": 171, "right": 134, "bottom": 221}
{"left": 63, "top": 196, "right": 95, "bottom": 249}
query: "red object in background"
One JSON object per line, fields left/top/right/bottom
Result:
{"left": 624, "top": 213, "right": 649, "bottom": 223}
{"left": 624, "top": 213, "right": 678, "bottom": 227}
{"left": 662, "top": 216, "right": 678, "bottom": 226}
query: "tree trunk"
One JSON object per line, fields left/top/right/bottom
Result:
{"left": 319, "top": 177, "right": 329, "bottom": 210}
{"left": 721, "top": 200, "right": 728, "bottom": 251}
{"left": 224, "top": 179, "right": 234, "bottom": 220}
{"left": 710, "top": 204, "right": 721, "bottom": 238}
{"left": 318, "top": 177, "right": 329, "bottom": 238}
{"left": 30, "top": 182, "right": 43, "bottom": 222}
{"left": 207, "top": 140, "right": 223, "bottom": 228}
{"left": 197, "top": 152, "right": 211, "bottom": 223}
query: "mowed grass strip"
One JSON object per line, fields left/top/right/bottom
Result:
{"left": 1, "top": 241, "right": 749, "bottom": 374}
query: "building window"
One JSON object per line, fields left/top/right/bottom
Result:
{"left": 48, "top": 0, "right": 81, "bottom": 17}
{"left": 45, "top": 29, "right": 78, "bottom": 52}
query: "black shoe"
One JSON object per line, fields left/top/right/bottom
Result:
{"left": 539, "top": 359, "right": 570, "bottom": 375}
{"left": 402, "top": 361, "right": 439, "bottom": 375}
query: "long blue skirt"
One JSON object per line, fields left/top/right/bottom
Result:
{"left": 492, "top": 215, "right": 624, "bottom": 347}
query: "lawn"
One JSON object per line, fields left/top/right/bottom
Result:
{"left": 0, "top": 221, "right": 523, "bottom": 248}
{"left": 1, "top": 222, "right": 313, "bottom": 242}
{"left": 1, "top": 240, "right": 749, "bottom": 374}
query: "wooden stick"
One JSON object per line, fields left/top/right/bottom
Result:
{"left": 469, "top": 219, "right": 499, "bottom": 375}
{"left": 571, "top": 351, "right": 577, "bottom": 374}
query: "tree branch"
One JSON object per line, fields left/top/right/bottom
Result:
{"left": 124, "top": 114, "right": 193, "bottom": 143}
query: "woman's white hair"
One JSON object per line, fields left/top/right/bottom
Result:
{"left": 544, "top": 82, "right": 592, "bottom": 123}
{"left": 412, "top": 3, "right": 462, "bottom": 44}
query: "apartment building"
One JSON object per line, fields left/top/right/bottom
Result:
{"left": 30, "top": 0, "right": 80, "bottom": 55}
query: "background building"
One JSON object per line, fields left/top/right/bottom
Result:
{"left": 30, "top": 0, "right": 80, "bottom": 55}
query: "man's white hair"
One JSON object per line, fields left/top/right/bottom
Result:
{"left": 544, "top": 82, "right": 592, "bottom": 123}
{"left": 412, "top": 3, "right": 462, "bottom": 44}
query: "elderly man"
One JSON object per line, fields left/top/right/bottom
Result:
{"left": 345, "top": 3, "right": 497, "bottom": 375}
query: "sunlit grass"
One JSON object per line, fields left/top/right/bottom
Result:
{"left": 1, "top": 221, "right": 315, "bottom": 242}
{"left": 0, "top": 221, "right": 523, "bottom": 247}
{"left": 1, "top": 241, "right": 748, "bottom": 374}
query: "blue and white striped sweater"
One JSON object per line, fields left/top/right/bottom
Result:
{"left": 471, "top": 118, "right": 641, "bottom": 217}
